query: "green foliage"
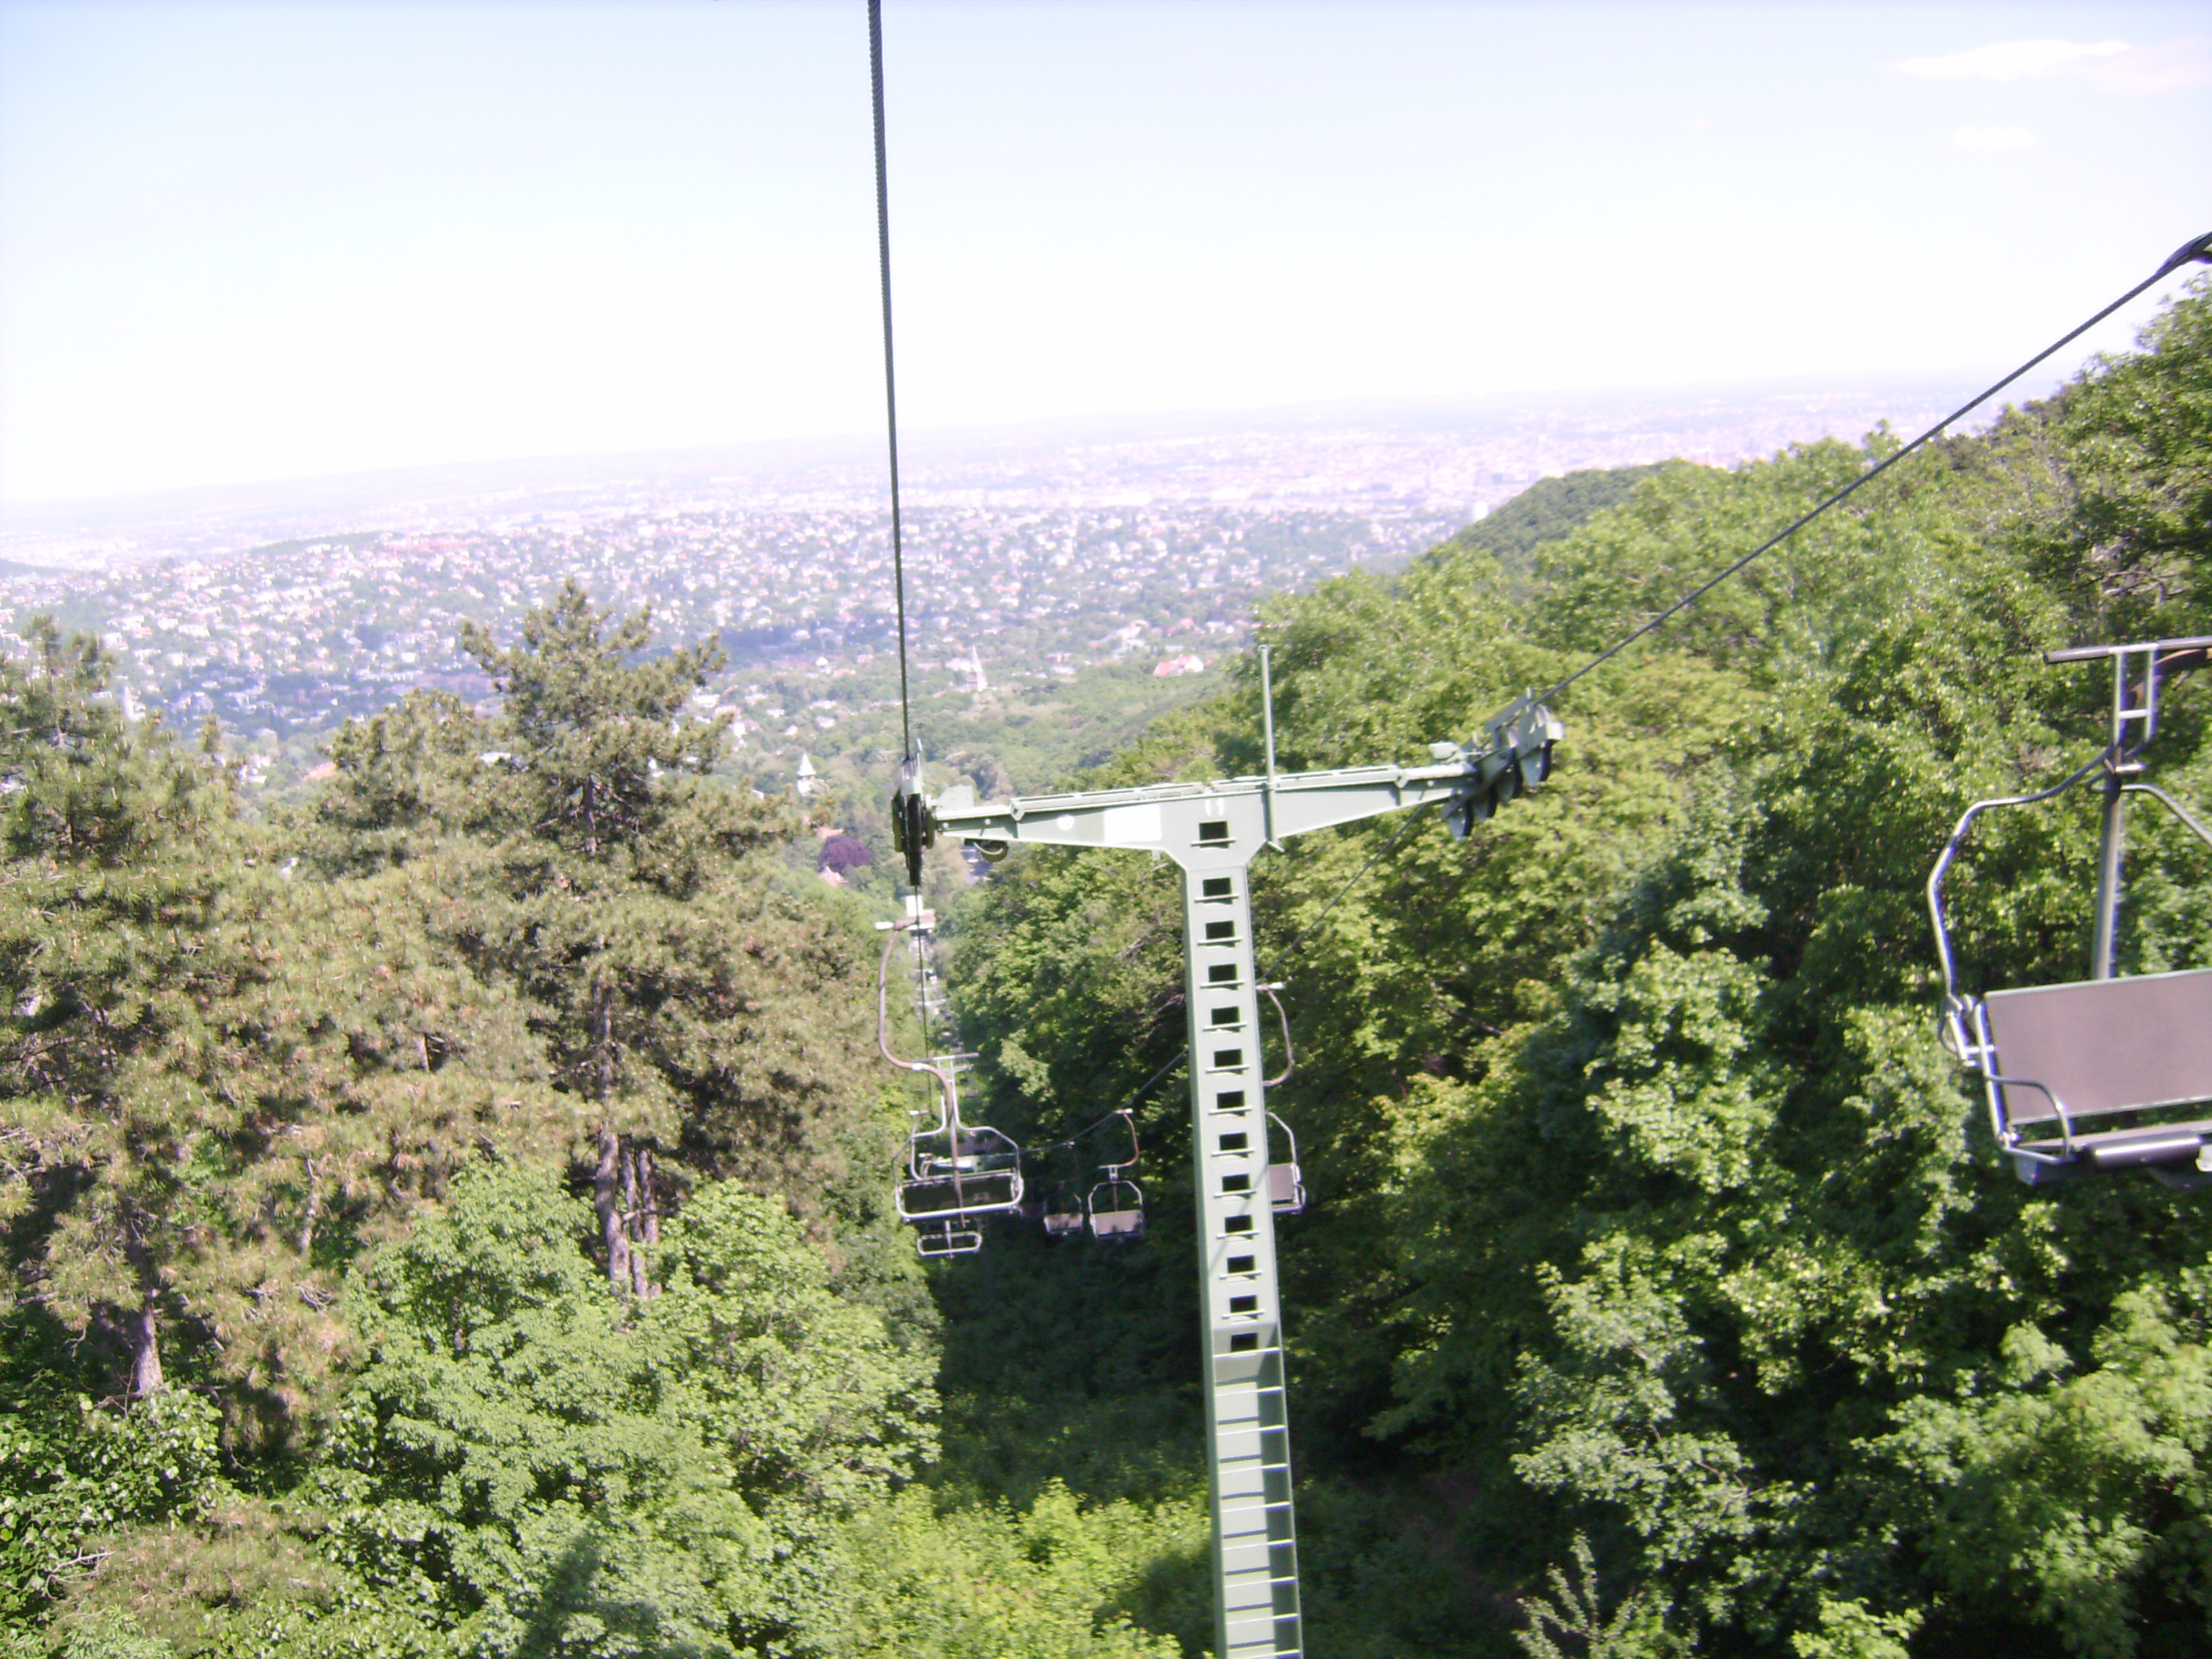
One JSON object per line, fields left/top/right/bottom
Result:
{"left": 323, "top": 1164, "right": 727, "bottom": 1654}
{"left": 943, "top": 277, "right": 2212, "bottom": 1657}
{"left": 0, "top": 1391, "right": 221, "bottom": 1621}
{"left": 3, "top": 582, "right": 945, "bottom": 1650}
{"left": 1446, "top": 464, "right": 1666, "bottom": 580}
{"left": 10, "top": 281, "right": 2212, "bottom": 1658}
{"left": 45, "top": 1496, "right": 456, "bottom": 1659}
{"left": 1514, "top": 1536, "right": 1673, "bottom": 1659}
{"left": 835, "top": 1484, "right": 1197, "bottom": 1658}
{"left": 315, "top": 1161, "right": 1174, "bottom": 1659}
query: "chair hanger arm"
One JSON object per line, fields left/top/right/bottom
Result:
{"left": 1926, "top": 752, "right": 2106, "bottom": 999}
{"left": 2122, "top": 783, "right": 2212, "bottom": 855}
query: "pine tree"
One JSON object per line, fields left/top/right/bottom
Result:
{"left": 310, "top": 583, "right": 891, "bottom": 1293}
{"left": 0, "top": 621, "right": 235, "bottom": 1398}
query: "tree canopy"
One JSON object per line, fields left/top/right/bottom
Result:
{"left": 4, "top": 277, "right": 2211, "bottom": 1658}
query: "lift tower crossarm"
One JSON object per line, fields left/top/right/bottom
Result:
{"left": 920, "top": 689, "right": 1560, "bottom": 1659}
{"left": 927, "top": 693, "right": 1563, "bottom": 855}
{"left": 938, "top": 759, "right": 1464, "bottom": 848}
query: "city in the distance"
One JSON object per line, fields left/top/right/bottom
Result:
{"left": 0, "top": 374, "right": 1987, "bottom": 797}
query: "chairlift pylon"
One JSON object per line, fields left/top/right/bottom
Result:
{"left": 1929, "top": 637, "right": 2212, "bottom": 1187}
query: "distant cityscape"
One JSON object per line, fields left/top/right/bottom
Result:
{"left": 4, "top": 501, "right": 1448, "bottom": 783}
{"left": 0, "top": 377, "right": 1992, "bottom": 791}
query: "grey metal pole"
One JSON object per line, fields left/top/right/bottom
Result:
{"left": 2091, "top": 763, "right": 2126, "bottom": 980}
{"left": 1259, "top": 644, "right": 1281, "bottom": 850}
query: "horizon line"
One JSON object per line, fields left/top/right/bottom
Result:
{"left": 0, "top": 366, "right": 2026, "bottom": 521}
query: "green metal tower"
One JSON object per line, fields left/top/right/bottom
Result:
{"left": 910, "top": 659, "right": 1563, "bottom": 1658}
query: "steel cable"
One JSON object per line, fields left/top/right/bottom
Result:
{"left": 868, "top": 0, "right": 916, "bottom": 763}
{"left": 1541, "top": 232, "right": 2212, "bottom": 703}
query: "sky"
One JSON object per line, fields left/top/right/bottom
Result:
{"left": 1, "top": 0, "right": 2207, "bottom": 506}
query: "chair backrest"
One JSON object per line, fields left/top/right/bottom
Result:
{"left": 1983, "top": 966, "right": 2212, "bottom": 1125}
{"left": 899, "top": 1166, "right": 1021, "bottom": 1220}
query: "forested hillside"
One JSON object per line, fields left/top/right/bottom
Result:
{"left": 943, "top": 279, "right": 2212, "bottom": 1658}
{"left": 1449, "top": 463, "right": 1665, "bottom": 580}
{"left": 2, "top": 279, "right": 2208, "bottom": 1659}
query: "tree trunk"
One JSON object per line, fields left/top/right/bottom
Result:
{"left": 595, "top": 1128, "right": 631, "bottom": 1295}
{"left": 297, "top": 1154, "right": 320, "bottom": 1258}
{"left": 637, "top": 1148, "right": 660, "bottom": 1244}
{"left": 590, "top": 974, "right": 631, "bottom": 1295}
{"left": 129, "top": 1282, "right": 164, "bottom": 1398}
{"left": 637, "top": 1146, "right": 660, "bottom": 1299}
{"left": 624, "top": 1148, "right": 652, "bottom": 1300}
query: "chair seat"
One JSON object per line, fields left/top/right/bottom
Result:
{"left": 915, "top": 1226, "right": 983, "bottom": 1258}
{"left": 2013, "top": 1118, "right": 2212, "bottom": 1170}
{"left": 1984, "top": 967, "right": 2212, "bottom": 1125}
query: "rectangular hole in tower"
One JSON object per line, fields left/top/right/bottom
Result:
{"left": 1205, "top": 920, "right": 1234, "bottom": 942}
{"left": 1226, "top": 1215, "right": 1253, "bottom": 1233}
{"left": 1198, "top": 821, "right": 1230, "bottom": 845}
{"left": 1228, "top": 1254, "right": 1256, "bottom": 1274}
{"left": 1220, "top": 1131, "right": 1249, "bottom": 1151}
{"left": 1214, "top": 1049, "right": 1244, "bottom": 1069}
{"left": 1217, "top": 1089, "right": 1246, "bottom": 1110}
{"left": 1231, "top": 1294, "right": 1259, "bottom": 1314}
{"left": 1208, "top": 964, "right": 1238, "bottom": 985}
{"left": 1202, "top": 876, "right": 1233, "bottom": 899}
{"left": 1212, "top": 1006, "right": 1238, "bottom": 1025}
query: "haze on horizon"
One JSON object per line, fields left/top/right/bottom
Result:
{"left": 1, "top": 0, "right": 2207, "bottom": 508}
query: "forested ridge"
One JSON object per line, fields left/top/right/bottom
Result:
{"left": 2, "top": 281, "right": 2208, "bottom": 1658}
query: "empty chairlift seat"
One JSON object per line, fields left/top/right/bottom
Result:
{"left": 1927, "top": 637, "right": 2212, "bottom": 1188}
{"left": 1265, "top": 1112, "right": 1305, "bottom": 1215}
{"left": 1965, "top": 967, "right": 2212, "bottom": 1182}
{"left": 1042, "top": 1182, "right": 1087, "bottom": 1238}
{"left": 896, "top": 1124, "right": 1025, "bottom": 1226}
{"left": 1087, "top": 1178, "right": 1146, "bottom": 1241}
{"left": 914, "top": 1220, "right": 984, "bottom": 1258}
{"left": 1084, "top": 1111, "right": 1146, "bottom": 1241}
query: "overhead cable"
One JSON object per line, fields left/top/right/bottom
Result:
{"left": 1261, "top": 801, "right": 1437, "bottom": 981}
{"left": 868, "top": 0, "right": 916, "bottom": 763}
{"left": 1542, "top": 231, "right": 2212, "bottom": 703}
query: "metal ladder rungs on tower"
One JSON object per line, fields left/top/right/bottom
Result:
{"left": 913, "top": 651, "right": 1563, "bottom": 1658}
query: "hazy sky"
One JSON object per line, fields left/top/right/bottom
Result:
{"left": 2, "top": 0, "right": 2207, "bottom": 505}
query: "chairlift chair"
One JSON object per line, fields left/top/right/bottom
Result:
{"left": 1266, "top": 1112, "right": 1306, "bottom": 1215}
{"left": 877, "top": 923, "right": 1024, "bottom": 1253}
{"left": 914, "top": 1220, "right": 984, "bottom": 1259}
{"left": 1042, "top": 1179, "right": 1087, "bottom": 1238}
{"left": 1079, "top": 1110, "right": 1146, "bottom": 1240}
{"left": 896, "top": 1121, "right": 1025, "bottom": 1223}
{"left": 1930, "top": 637, "right": 2212, "bottom": 1186}
{"left": 1087, "top": 1175, "right": 1147, "bottom": 1241}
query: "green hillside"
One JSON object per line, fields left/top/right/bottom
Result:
{"left": 1444, "top": 462, "right": 1666, "bottom": 576}
{"left": 938, "top": 279, "right": 2212, "bottom": 1657}
{"left": 2, "top": 276, "right": 2209, "bottom": 1658}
